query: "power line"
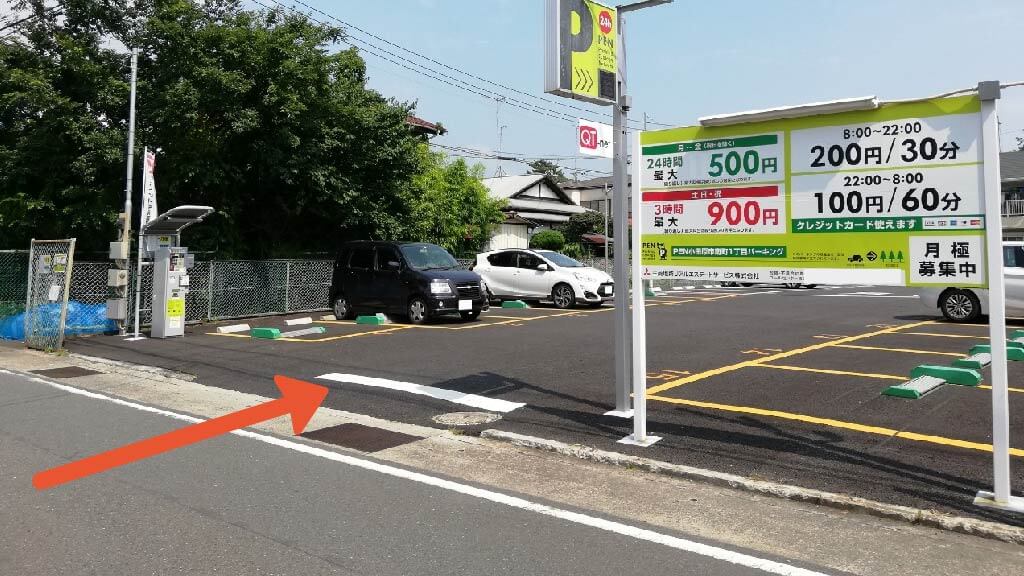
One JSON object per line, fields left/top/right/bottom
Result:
{"left": 277, "top": 0, "right": 673, "bottom": 129}
{"left": 0, "top": 5, "right": 62, "bottom": 35}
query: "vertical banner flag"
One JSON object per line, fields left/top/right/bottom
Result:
{"left": 140, "top": 149, "right": 159, "bottom": 253}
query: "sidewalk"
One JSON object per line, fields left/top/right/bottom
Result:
{"left": 2, "top": 342, "right": 1023, "bottom": 576}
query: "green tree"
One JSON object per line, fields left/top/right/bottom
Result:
{"left": 0, "top": 1, "right": 130, "bottom": 249}
{"left": 0, "top": 1, "right": 428, "bottom": 257}
{"left": 527, "top": 159, "right": 568, "bottom": 183}
{"left": 560, "top": 211, "right": 609, "bottom": 244}
{"left": 407, "top": 146, "right": 506, "bottom": 256}
{"left": 529, "top": 230, "right": 565, "bottom": 250}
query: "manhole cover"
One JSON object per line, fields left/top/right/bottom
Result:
{"left": 432, "top": 412, "right": 501, "bottom": 426}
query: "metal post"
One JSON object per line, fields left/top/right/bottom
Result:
{"left": 117, "top": 47, "right": 139, "bottom": 335}
{"left": 603, "top": 182, "right": 610, "bottom": 273}
{"left": 606, "top": 8, "right": 633, "bottom": 417}
{"left": 974, "top": 81, "right": 1024, "bottom": 513}
{"left": 619, "top": 132, "right": 660, "bottom": 446}
{"left": 24, "top": 239, "right": 35, "bottom": 347}
{"left": 56, "top": 238, "right": 76, "bottom": 351}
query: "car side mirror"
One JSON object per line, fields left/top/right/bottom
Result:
{"left": 387, "top": 261, "right": 401, "bottom": 270}
{"left": 537, "top": 263, "right": 549, "bottom": 271}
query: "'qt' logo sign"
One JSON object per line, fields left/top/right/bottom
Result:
{"left": 579, "top": 125, "right": 599, "bottom": 149}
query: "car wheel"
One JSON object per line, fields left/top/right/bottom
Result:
{"left": 804, "top": 284, "right": 818, "bottom": 289}
{"left": 459, "top": 310, "right": 480, "bottom": 321}
{"left": 332, "top": 296, "right": 354, "bottom": 320}
{"left": 940, "top": 289, "right": 981, "bottom": 323}
{"left": 552, "top": 283, "right": 576, "bottom": 309}
{"left": 784, "top": 283, "right": 801, "bottom": 289}
{"left": 407, "top": 297, "right": 430, "bottom": 325}
{"left": 740, "top": 283, "right": 755, "bottom": 287}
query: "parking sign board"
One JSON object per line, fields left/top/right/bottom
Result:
{"left": 637, "top": 95, "right": 988, "bottom": 287}
{"left": 578, "top": 118, "right": 613, "bottom": 158}
{"left": 544, "top": 0, "right": 617, "bottom": 105}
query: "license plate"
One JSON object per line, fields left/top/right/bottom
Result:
{"left": 458, "top": 299, "right": 472, "bottom": 311}
{"left": 601, "top": 286, "right": 613, "bottom": 296}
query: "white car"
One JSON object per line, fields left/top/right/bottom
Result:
{"left": 472, "top": 249, "right": 614, "bottom": 309}
{"left": 919, "top": 242, "right": 1024, "bottom": 322}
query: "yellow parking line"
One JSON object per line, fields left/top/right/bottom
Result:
{"left": 978, "top": 385, "right": 1024, "bottom": 394}
{"left": 645, "top": 320, "right": 937, "bottom": 395}
{"left": 897, "top": 332, "right": 988, "bottom": 339}
{"left": 757, "top": 364, "right": 905, "bottom": 380}
{"left": 834, "top": 344, "right": 963, "bottom": 357}
{"left": 647, "top": 394, "right": 1024, "bottom": 457}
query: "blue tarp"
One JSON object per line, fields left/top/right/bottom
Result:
{"left": 0, "top": 301, "right": 117, "bottom": 341}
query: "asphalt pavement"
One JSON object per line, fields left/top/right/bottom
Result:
{"left": 66, "top": 285, "right": 1024, "bottom": 525}
{"left": 0, "top": 369, "right": 833, "bottom": 576}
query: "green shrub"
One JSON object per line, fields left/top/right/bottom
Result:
{"left": 530, "top": 230, "right": 565, "bottom": 250}
{"left": 560, "top": 242, "right": 585, "bottom": 260}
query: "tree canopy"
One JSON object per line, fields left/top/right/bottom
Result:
{"left": 526, "top": 159, "right": 568, "bottom": 183}
{"left": 0, "top": 0, "right": 497, "bottom": 257}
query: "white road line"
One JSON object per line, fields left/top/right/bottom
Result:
{"left": 816, "top": 294, "right": 920, "bottom": 299}
{"left": 316, "top": 373, "right": 525, "bottom": 413}
{"left": 6, "top": 369, "right": 829, "bottom": 576}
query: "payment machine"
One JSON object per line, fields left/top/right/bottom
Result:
{"left": 140, "top": 205, "right": 214, "bottom": 338}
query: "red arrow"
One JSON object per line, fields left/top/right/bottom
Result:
{"left": 33, "top": 375, "right": 329, "bottom": 491}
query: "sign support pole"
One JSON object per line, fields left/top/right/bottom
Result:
{"left": 607, "top": 8, "right": 633, "bottom": 418}
{"left": 619, "top": 130, "right": 660, "bottom": 446}
{"left": 974, "top": 80, "right": 1024, "bottom": 513}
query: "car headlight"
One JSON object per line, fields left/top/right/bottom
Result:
{"left": 430, "top": 280, "right": 452, "bottom": 295}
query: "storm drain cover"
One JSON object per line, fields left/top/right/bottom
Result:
{"left": 301, "top": 423, "right": 421, "bottom": 452}
{"left": 30, "top": 366, "right": 102, "bottom": 379}
{"left": 432, "top": 412, "right": 501, "bottom": 426}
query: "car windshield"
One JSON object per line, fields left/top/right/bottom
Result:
{"left": 535, "top": 250, "right": 585, "bottom": 268}
{"left": 400, "top": 243, "right": 460, "bottom": 270}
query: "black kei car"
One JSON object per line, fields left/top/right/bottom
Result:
{"left": 329, "top": 241, "right": 488, "bottom": 324}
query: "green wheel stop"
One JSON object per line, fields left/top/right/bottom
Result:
{"left": 967, "top": 344, "right": 1024, "bottom": 361}
{"left": 250, "top": 327, "right": 281, "bottom": 339}
{"left": 953, "top": 352, "right": 992, "bottom": 370}
{"left": 909, "top": 364, "right": 981, "bottom": 387}
{"left": 356, "top": 313, "right": 389, "bottom": 325}
{"left": 502, "top": 300, "right": 529, "bottom": 309}
{"left": 883, "top": 375, "right": 945, "bottom": 399}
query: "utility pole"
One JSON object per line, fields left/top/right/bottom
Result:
{"left": 495, "top": 97, "right": 506, "bottom": 177}
{"left": 603, "top": 182, "right": 610, "bottom": 273}
{"left": 496, "top": 124, "right": 508, "bottom": 177}
{"left": 115, "top": 46, "right": 139, "bottom": 336}
{"left": 608, "top": 0, "right": 672, "bottom": 418}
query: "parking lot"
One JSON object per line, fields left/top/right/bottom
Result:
{"left": 68, "top": 284, "right": 1024, "bottom": 525}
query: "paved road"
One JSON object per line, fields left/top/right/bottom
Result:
{"left": 68, "top": 285, "right": 1024, "bottom": 525}
{"left": 0, "top": 370, "right": 832, "bottom": 576}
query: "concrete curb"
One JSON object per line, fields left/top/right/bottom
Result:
{"left": 480, "top": 429, "right": 1024, "bottom": 546}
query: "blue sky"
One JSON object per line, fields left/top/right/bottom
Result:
{"left": 277, "top": 0, "right": 1024, "bottom": 179}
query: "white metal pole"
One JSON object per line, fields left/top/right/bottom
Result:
{"left": 130, "top": 147, "right": 147, "bottom": 340}
{"left": 608, "top": 9, "right": 632, "bottom": 416}
{"left": 975, "top": 81, "right": 1022, "bottom": 511}
{"left": 117, "top": 46, "right": 139, "bottom": 336}
{"left": 621, "top": 130, "right": 659, "bottom": 446}
{"left": 604, "top": 182, "right": 610, "bottom": 272}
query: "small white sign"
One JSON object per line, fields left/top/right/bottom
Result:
{"left": 909, "top": 235, "right": 985, "bottom": 285}
{"left": 578, "top": 119, "right": 613, "bottom": 158}
{"left": 47, "top": 284, "right": 61, "bottom": 302}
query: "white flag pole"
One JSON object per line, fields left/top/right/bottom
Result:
{"left": 128, "top": 147, "right": 151, "bottom": 341}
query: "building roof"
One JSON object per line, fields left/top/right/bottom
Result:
{"left": 480, "top": 175, "right": 588, "bottom": 224}
{"left": 1003, "top": 149, "right": 1024, "bottom": 182}
{"left": 561, "top": 175, "right": 631, "bottom": 191}
{"left": 405, "top": 115, "right": 446, "bottom": 137}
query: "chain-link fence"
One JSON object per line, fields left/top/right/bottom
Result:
{"left": 23, "top": 239, "right": 76, "bottom": 351}
{"left": 0, "top": 250, "right": 29, "bottom": 318}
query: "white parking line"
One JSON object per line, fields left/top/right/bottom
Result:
{"left": 11, "top": 369, "right": 829, "bottom": 576}
{"left": 817, "top": 294, "right": 920, "bottom": 299}
{"left": 316, "top": 373, "right": 525, "bottom": 413}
